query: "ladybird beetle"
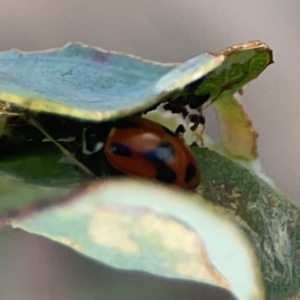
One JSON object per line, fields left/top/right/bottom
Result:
{"left": 103, "top": 116, "right": 200, "bottom": 189}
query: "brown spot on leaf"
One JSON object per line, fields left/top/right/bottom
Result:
{"left": 268, "top": 199, "right": 275, "bottom": 208}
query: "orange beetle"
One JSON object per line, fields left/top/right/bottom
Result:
{"left": 104, "top": 116, "right": 200, "bottom": 189}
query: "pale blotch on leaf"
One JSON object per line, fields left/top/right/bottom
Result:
{"left": 138, "top": 211, "right": 230, "bottom": 289}
{"left": 88, "top": 204, "right": 230, "bottom": 289}
{"left": 89, "top": 206, "right": 140, "bottom": 254}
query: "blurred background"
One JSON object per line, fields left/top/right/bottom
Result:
{"left": 0, "top": 0, "right": 299, "bottom": 299}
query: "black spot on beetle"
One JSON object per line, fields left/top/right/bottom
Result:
{"left": 144, "top": 141, "right": 175, "bottom": 163}
{"left": 185, "top": 163, "right": 196, "bottom": 183}
{"left": 155, "top": 164, "right": 177, "bottom": 184}
{"left": 110, "top": 143, "right": 132, "bottom": 156}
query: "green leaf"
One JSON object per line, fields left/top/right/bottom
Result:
{"left": 193, "top": 147, "right": 300, "bottom": 300}
{"left": 196, "top": 41, "right": 273, "bottom": 99}
{"left": 12, "top": 178, "right": 264, "bottom": 300}
{"left": 0, "top": 43, "right": 224, "bottom": 121}
{"left": 0, "top": 142, "right": 90, "bottom": 217}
